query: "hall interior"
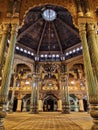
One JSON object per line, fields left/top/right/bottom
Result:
{"left": 0, "top": 0, "right": 98, "bottom": 130}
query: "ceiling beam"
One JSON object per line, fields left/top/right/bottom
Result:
{"left": 37, "top": 21, "right": 47, "bottom": 56}
{"left": 17, "top": 18, "right": 43, "bottom": 41}
{"left": 52, "top": 22, "right": 63, "bottom": 54}
{"left": 57, "top": 18, "right": 79, "bottom": 37}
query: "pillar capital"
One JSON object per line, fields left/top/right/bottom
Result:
{"left": 0, "top": 24, "right": 3, "bottom": 35}
{"left": 0, "top": 95, "right": 8, "bottom": 104}
{"left": 11, "top": 23, "right": 19, "bottom": 35}
{"left": 87, "top": 23, "right": 96, "bottom": 32}
{"left": 78, "top": 23, "right": 86, "bottom": 32}
{"left": 85, "top": 11, "right": 93, "bottom": 17}
{"left": 89, "top": 96, "right": 98, "bottom": 104}
{"left": 11, "top": 18, "right": 19, "bottom": 25}
{"left": 2, "top": 23, "right": 10, "bottom": 34}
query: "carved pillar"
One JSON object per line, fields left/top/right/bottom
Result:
{"left": 16, "top": 99, "right": 22, "bottom": 112}
{"left": 87, "top": 23, "right": 98, "bottom": 81}
{"left": 78, "top": 22, "right": 98, "bottom": 127}
{"left": 75, "top": 0, "right": 83, "bottom": 16}
{"left": 79, "top": 99, "right": 84, "bottom": 112}
{"left": 38, "top": 100, "right": 43, "bottom": 112}
{"left": 0, "top": 23, "right": 10, "bottom": 76}
{"left": 22, "top": 99, "right": 27, "bottom": 112}
{"left": 9, "top": 74, "right": 17, "bottom": 113}
{"left": 74, "top": 101, "right": 79, "bottom": 112}
{"left": 0, "top": 22, "right": 18, "bottom": 101}
{"left": 58, "top": 99, "right": 62, "bottom": 112}
{"left": 30, "top": 74, "right": 39, "bottom": 114}
{"left": 61, "top": 74, "right": 70, "bottom": 114}
{"left": 0, "top": 25, "right": 2, "bottom": 44}
{"left": 0, "top": 20, "right": 19, "bottom": 126}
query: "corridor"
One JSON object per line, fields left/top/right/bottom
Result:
{"left": 4, "top": 112, "right": 93, "bottom": 130}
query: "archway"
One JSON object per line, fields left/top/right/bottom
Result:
{"left": 43, "top": 94, "right": 58, "bottom": 112}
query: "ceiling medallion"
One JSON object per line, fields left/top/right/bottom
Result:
{"left": 42, "top": 9, "right": 56, "bottom": 21}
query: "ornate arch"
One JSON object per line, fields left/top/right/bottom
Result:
{"left": 13, "top": 59, "right": 34, "bottom": 73}
{"left": 19, "top": 1, "right": 78, "bottom": 28}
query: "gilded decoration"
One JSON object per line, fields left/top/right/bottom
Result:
{"left": 20, "top": 0, "right": 77, "bottom": 27}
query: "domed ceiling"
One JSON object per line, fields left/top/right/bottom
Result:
{"left": 17, "top": 4, "right": 81, "bottom": 55}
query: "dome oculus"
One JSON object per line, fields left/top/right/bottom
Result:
{"left": 42, "top": 9, "right": 56, "bottom": 21}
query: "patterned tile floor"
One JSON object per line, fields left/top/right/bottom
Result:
{"left": 4, "top": 112, "right": 93, "bottom": 130}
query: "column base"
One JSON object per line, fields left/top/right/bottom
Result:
{"left": 62, "top": 111, "right": 70, "bottom": 114}
{"left": 79, "top": 110, "right": 84, "bottom": 112}
{"left": 62, "top": 104, "right": 70, "bottom": 114}
{"left": 30, "top": 105, "right": 39, "bottom": 114}
{"left": 0, "top": 111, "right": 6, "bottom": 127}
{"left": 90, "top": 104, "right": 98, "bottom": 128}
{"left": 30, "top": 111, "right": 39, "bottom": 114}
{"left": 8, "top": 103, "right": 13, "bottom": 113}
{"left": 0, "top": 126, "right": 5, "bottom": 130}
{"left": 22, "top": 108, "right": 27, "bottom": 112}
{"left": 91, "top": 124, "right": 98, "bottom": 130}
{"left": 57, "top": 110, "right": 62, "bottom": 112}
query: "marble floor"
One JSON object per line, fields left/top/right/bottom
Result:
{"left": 4, "top": 112, "right": 93, "bottom": 130}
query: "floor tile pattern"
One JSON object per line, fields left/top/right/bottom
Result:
{"left": 4, "top": 112, "right": 93, "bottom": 130}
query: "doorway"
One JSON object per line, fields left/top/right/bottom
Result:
{"left": 43, "top": 95, "right": 58, "bottom": 112}
{"left": 47, "top": 99, "right": 54, "bottom": 111}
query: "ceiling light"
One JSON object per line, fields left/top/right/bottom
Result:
{"left": 52, "top": 54, "right": 55, "bottom": 57}
{"left": 66, "top": 52, "right": 69, "bottom": 56}
{"left": 41, "top": 54, "right": 44, "bottom": 57}
{"left": 71, "top": 81, "right": 75, "bottom": 85}
{"left": 25, "top": 81, "right": 30, "bottom": 85}
{"left": 42, "top": 9, "right": 56, "bottom": 21}
{"left": 69, "top": 51, "right": 72, "bottom": 54}
{"left": 31, "top": 53, "right": 34, "bottom": 56}
{"left": 16, "top": 46, "right": 19, "bottom": 50}
{"left": 28, "top": 51, "right": 30, "bottom": 54}
{"left": 8, "top": 39, "right": 10, "bottom": 44}
{"left": 76, "top": 48, "right": 80, "bottom": 51}
{"left": 24, "top": 50, "right": 27, "bottom": 53}
{"left": 73, "top": 49, "right": 76, "bottom": 53}
{"left": 20, "top": 48, "right": 23, "bottom": 51}
{"left": 56, "top": 54, "right": 59, "bottom": 57}
{"left": 80, "top": 46, "right": 83, "bottom": 49}
{"left": 45, "top": 54, "right": 47, "bottom": 57}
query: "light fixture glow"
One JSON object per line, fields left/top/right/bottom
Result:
{"left": 42, "top": 9, "right": 56, "bottom": 21}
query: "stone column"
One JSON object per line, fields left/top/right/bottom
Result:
{"left": 79, "top": 99, "right": 84, "bottom": 112}
{"left": 22, "top": 99, "right": 27, "bottom": 112}
{"left": 9, "top": 75, "right": 17, "bottom": 113}
{"left": 0, "top": 25, "right": 3, "bottom": 44}
{"left": 62, "top": 74, "right": 70, "bottom": 114}
{"left": 16, "top": 99, "right": 22, "bottom": 112}
{"left": 38, "top": 100, "right": 43, "bottom": 112}
{"left": 0, "top": 22, "right": 18, "bottom": 101}
{"left": 0, "top": 20, "right": 19, "bottom": 126}
{"left": 78, "top": 22, "right": 98, "bottom": 127}
{"left": 30, "top": 74, "right": 39, "bottom": 114}
{"left": 0, "top": 23, "right": 10, "bottom": 76}
{"left": 6, "top": 101, "right": 10, "bottom": 112}
{"left": 74, "top": 100, "right": 79, "bottom": 112}
{"left": 87, "top": 23, "right": 98, "bottom": 81}
{"left": 58, "top": 99, "right": 62, "bottom": 112}
{"left": 95, "top": 30, "right": 98, "bottom": 47}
